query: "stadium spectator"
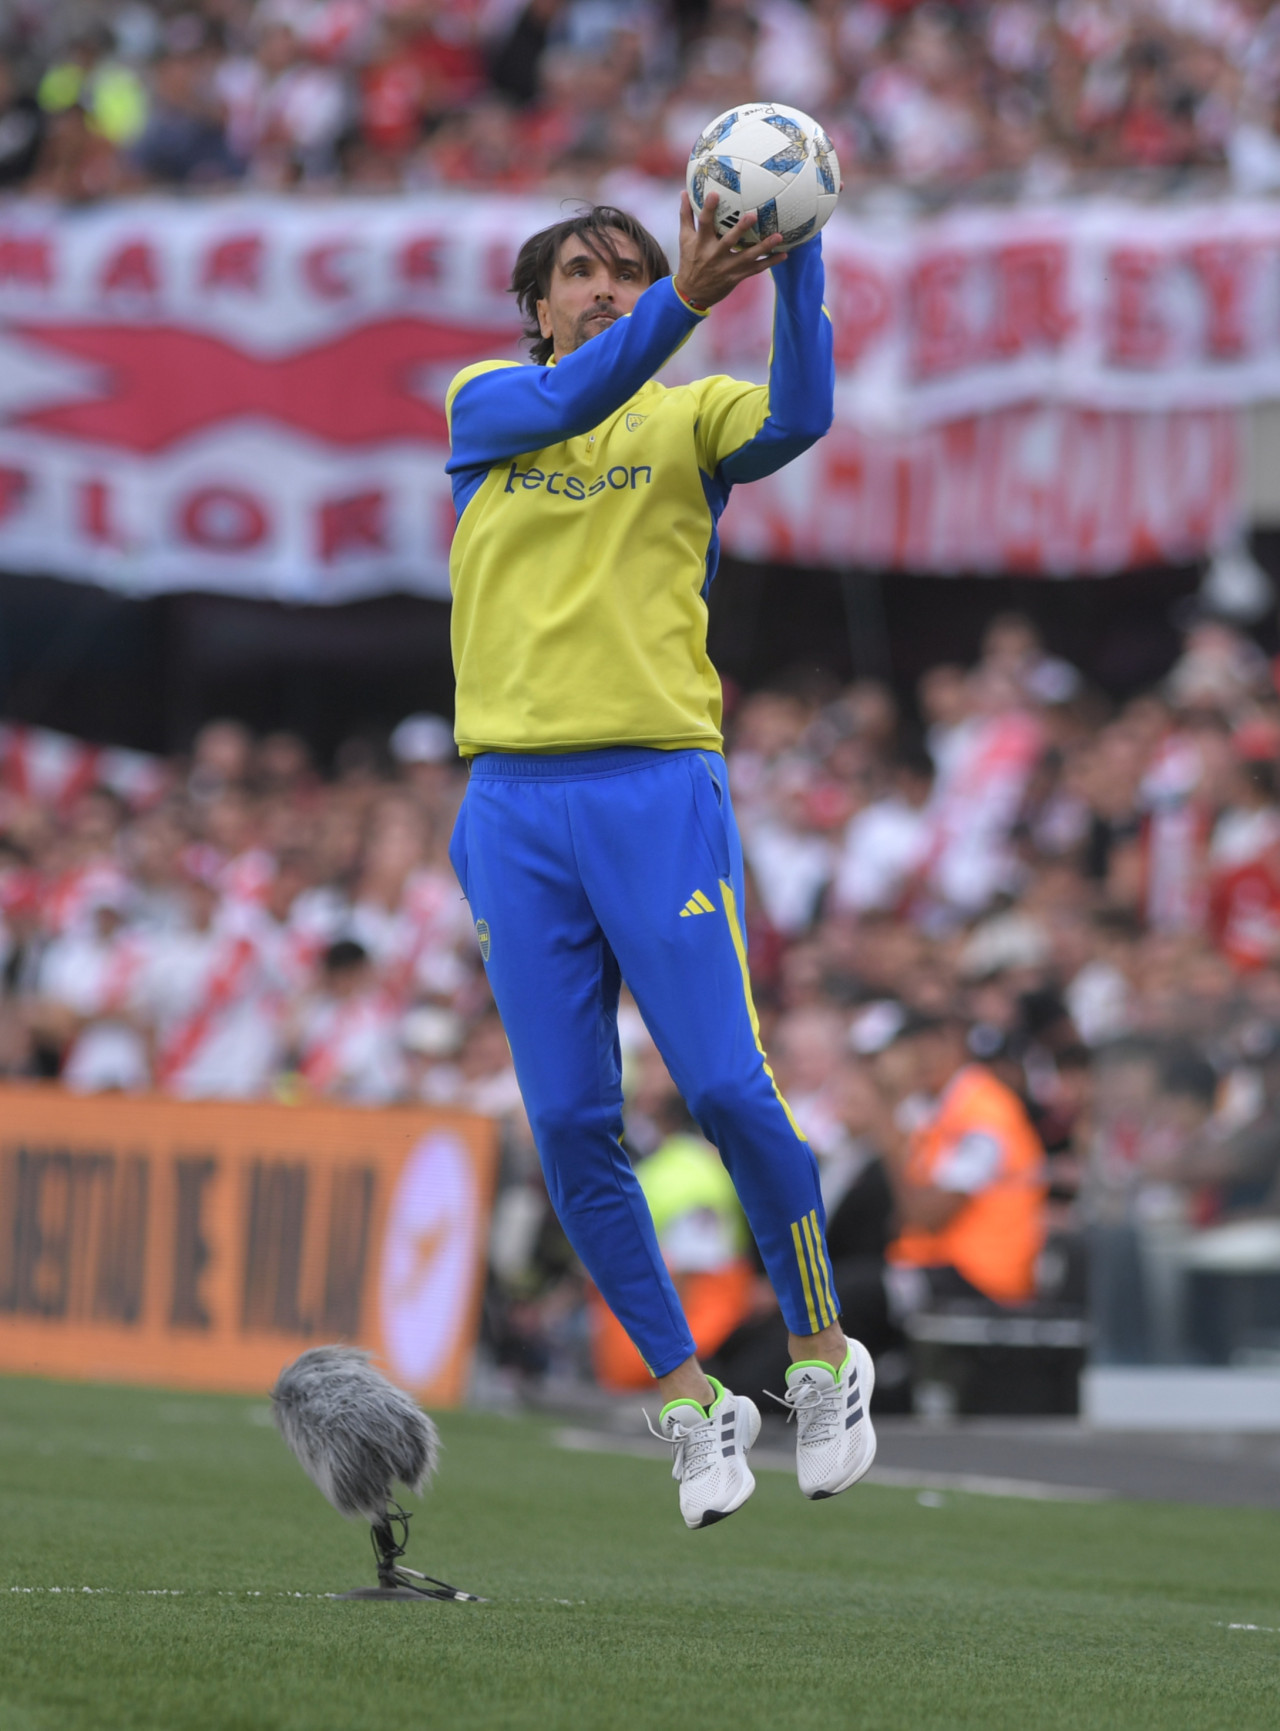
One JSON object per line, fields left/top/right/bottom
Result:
{"left": 5, "top": 0, "right": 1280, "bottom": 201}
{"left": 289, "top": 936, "right": 408, "bottom": 1103}
{"left": 30, "top": 882, "right": 149, "bottom": 1094}
{"left": 831, "top": 747, "right": 933, "bottom": 915}
{"left": 0, "top": 52, "right": 44, "bottom": 186}
{"left": 132, "top": 852, "right": 285, "bottom": 1099}
{"left": 130, "top": 39, "right": 241, "bottom": 185}
{"left": 879, "top": 1006, "right": 1048, "bottom": 1308}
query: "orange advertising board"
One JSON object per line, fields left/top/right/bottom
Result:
{"left": 0, "top": 1087, "right": 499, "bottom": 1404}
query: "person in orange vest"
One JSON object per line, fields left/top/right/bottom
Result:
{"left": 882, "top": 1012, "right": 1047, "bottom": 1307}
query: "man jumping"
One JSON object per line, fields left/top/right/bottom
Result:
{"left": 445, "top": 191, "right": 876, "bottom": 1528}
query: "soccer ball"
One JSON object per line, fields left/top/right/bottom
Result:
{"left": 686, "top": 103, "right": 841, "bottom": 248}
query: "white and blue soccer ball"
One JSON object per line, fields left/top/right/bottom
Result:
{"left": 686, "top": 103, "right": 841, "bottom": 248}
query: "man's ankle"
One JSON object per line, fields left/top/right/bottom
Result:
{"left": 787, "top": 1324, "right": 847, "bottom": 1375}
{"left": 655, "top": 1357, "right": 716, "bottom": 1412}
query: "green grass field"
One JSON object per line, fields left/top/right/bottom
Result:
{"left": 1, "top": 1376, "right": 1277, "bottom": 1731}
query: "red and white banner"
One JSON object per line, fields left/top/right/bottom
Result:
{"left": 0, "top": 719, "right": 167, "bottom": 813}
{"left": 0, "top": 191, "right": 1264, "bottom": 597}
{"left": 724, "top": 402, "right": 1241, "bottom": 576}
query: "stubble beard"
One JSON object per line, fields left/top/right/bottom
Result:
{"left": 560, "top": 306, "right": 618, "bottom": 356}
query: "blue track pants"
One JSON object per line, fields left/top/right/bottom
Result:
{"left": 449, "top": 746, "right": 840, "bottom": 1378}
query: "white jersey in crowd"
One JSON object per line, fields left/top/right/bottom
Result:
{"left": 37, "top": 921, "right": 150, "bottom": 1093}
{"left": 348, "top": 867, "right": 475, "bottom": 998}
{"left": 296, "top": 989, "right": 407, "bottom": 1105}
{"left": 833, "top": 793, "right": 933, "bottom": 915}
{"left": 742, "top": 818, "right": 836, "bottom": 937}
{"left": 926, "top": 710, "right": 1044, "bottom": 914}
{"left": 41, "top": 860, "right": 131, "bottom": 935}
{"left": 418, "top": 1061, "right": 524, "bottom": 1117}
{"left": 1209, "top": 804, "right": 1280, "bottom": 869}
{"left": 1141, "top": 732, "right": 1213, "bottom": 934}
{"left": 131, "top": 908, "right": 285, "bottom": 1099}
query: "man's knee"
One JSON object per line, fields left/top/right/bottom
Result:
{"left": 686, "top": 1068, "right": 764, "bottom": 1135}
{"left": 528, "top": 1102, "right": 628, "bottom": 1205}
{"left": 530, "top": 1099, "right": 602, "bottom": 1152}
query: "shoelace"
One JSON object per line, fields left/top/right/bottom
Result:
{"left": 644, "top": 1409, "right": 718, "bottom": 1482}
{"left": 766, "top": 1378, "right": 841, "bottom": 1446}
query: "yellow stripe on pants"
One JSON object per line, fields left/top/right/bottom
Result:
{"left": 809, "top": 1208, "right": 838, "bottom": 1325}
{"left": 791, "top": 1219, "right": 819, "bottom": 1333}
{"left": 800, "top": 1212, "right": 832, "bottom": 1329}
{"left": 719, "top": 880, "right": 806, "bottom": 1142}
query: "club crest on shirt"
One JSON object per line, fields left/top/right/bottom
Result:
{"left": 625, "top": 412, "right": 647, "bottom": 432}
{"left": 475, "top": 919, "right": 491, "bottom": 960}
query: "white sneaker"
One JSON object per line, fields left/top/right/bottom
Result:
{"left": 649, "top": 1377, "right": 761, "bottom": 1529}
{"left": 781, "top": 1336, "right": 877, "bottom": 1499}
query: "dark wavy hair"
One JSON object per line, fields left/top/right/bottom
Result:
{"left": 511, "top": 206, "right": 671, "bottom": 366}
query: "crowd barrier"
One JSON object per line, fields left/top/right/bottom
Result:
{"left": 0, "top": 1086, "right": 498, "bottom": 1404}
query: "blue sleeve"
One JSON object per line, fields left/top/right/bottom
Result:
{"left": 446, "top": 277, "right": 704, "bottom": 474}
{"left": 718, "top": 238, "right": 834, "bottom": 484}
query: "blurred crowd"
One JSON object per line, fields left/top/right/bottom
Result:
{"left": 6, "top": 0, "right": 1280, "bottom": 206}
{"left": 4, "top": 607, "right": 1280, "bottom": 1392}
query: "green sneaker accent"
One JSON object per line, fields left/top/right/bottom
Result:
{"left": 787, "top": 1352, "right": 849, "bottom": 1380}
{"left": 658, "top": 1376, "right": 725, "bottom": 1425}
{"left": 659, "top": 1395, "right": 706, "bottom": 1423}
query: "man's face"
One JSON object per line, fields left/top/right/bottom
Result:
{"left": 902, "top": 1027, "right": 966, "bottom": 1097}
{"left": 327, "top": 962, "right": 369, "bottom": 1001}
{"left": 536, "top": 229, "right": 649, "bottom": 360}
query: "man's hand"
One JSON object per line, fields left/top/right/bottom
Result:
{"left": 672, "top": 190, "right": 787, "bottom": 310}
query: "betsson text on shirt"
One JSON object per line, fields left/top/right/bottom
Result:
{"left": 501, "top": 461, "right": 654, "bottom": 499}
